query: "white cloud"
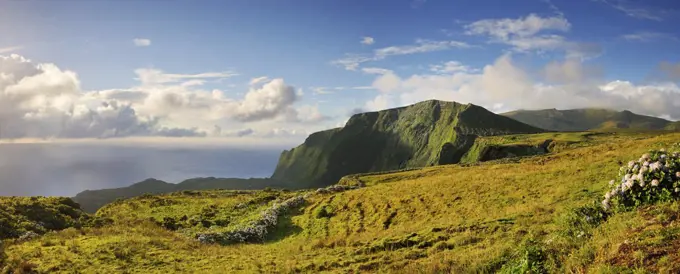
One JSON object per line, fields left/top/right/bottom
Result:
{"left": 0, "top": 54, "right": 204, "bottom": 139}
{"left": 364, "top": 94, "right": 395, "bottom": 111}
{"left": 133, "top": 38, "right": 152, "bottom": 47}
{"left": 593, "top": 0, "right": 668, "bottom": 21}
{"left": 0, "top": 54, "right": 331, "bottom": 141}
{"left": 0, "top": 46, "right": 22, "bottom": 54}
{"left": 375, "top": 39, "right": 470, "bottom": 58}
{"left": 312, "top": 87, "right": 335, "bottom": 95}
{"left": 232, "top": 79, "right": 298, "bottom": 122}
{"left": 465, "top": 14, "right": 571, "bottom": 41}
{"left": 622, "top": 31, "right": 677, "bottom": 42}
{"left": 372, "top": 72, "right": 402, "bottom": 93}
{"left": 465, "top": 14, "right": 602, "bottom": 59}
{"left": 430, "top": 61, "right": 475, "bottom": 74}
{"left": 362, "top": 54, "right": 680, "bottom": 119}
{"left": 134, "top": 68, "right": 238, "bottom": 85}
{"left": 361, "top": 67, "right": 394, "bottom": 75}
{"left": 332, "top": 39, "right": 470, "bottom": 70}
{"left": 249, "top": 76, "right": 270, "bottom": 86}
{"left": 281, "top": 104, "right": 331, "bottom": 123}
{"left": 361, "top": 37, "right": 375, "bottom": 45}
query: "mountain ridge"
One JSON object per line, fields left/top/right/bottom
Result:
{"left": 271, "top": 99, "right": 545, "bottom": 187}
{"left": 501, "top": 108, "right": 674, "bottom": 131}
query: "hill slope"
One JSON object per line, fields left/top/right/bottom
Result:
{"left": 5, "top": 132, "right": 680, "bottom": 273}
{"left": 73, "top": 177, "right": 286, "bottom": 213}
{"left": 501, "top": 108, "right": 672, "bottom": 131}
{"left": 272, "top": 100, "right": 544, "bottom": 188}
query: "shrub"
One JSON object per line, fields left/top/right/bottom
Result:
{"left": 557, "top": 202, "right": 608, "bottom": 240}
{"left": 314, "top": 205, "right": 335, "bottom": 219}
{"left": 501, "top": 238, "right": 547, "bottom": 274}
{"left": 0, "top": 240, "right": 6, "bottom": 266}
{"left": 602, "top": 147, "right": 680, "bottom": 212}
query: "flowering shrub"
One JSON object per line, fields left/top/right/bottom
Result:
{"left": 602, "top": 147, "right": 680, "bottom": 212}
{"left": 197, "top": 183, "right": 362, "bottom": 245}
{"left": 197, "top": 195, "right": 306, "bottom": 244}
{"left": 315, "top": 184, "right": 360, "bottom": 194}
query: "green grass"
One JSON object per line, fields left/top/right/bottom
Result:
{"left": 4, "top": 131, "right": 680, "bottom": 273}
{"left": 96, "top": 190, "right": 304, "bottom": 238}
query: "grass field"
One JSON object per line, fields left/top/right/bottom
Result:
{"left": 3, "top": 131, "right": 680, "bottom": 273}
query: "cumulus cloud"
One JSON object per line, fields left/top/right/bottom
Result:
{"left": 0, "top": 55, "right": 203, "bottom": 139}
{"left": 361, "top": 54, "right": 680, "bottom": 119}
{"left": 333, "top": 39, "right": 470, "bottom": 70}
{"left": 0, "top": 54, "right": 322, "bottom": 140}
{"left": 361, "top": 37, "right": 375, "bottom": 45}
{"left": 133, "top": 38, "right": 152, "bottom": 47}
{"left": 233, "top": 79, "right": 298, "bottom": 121}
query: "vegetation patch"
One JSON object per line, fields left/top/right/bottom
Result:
{"left": 0, "top": 197, "right": 108, "bottom": 240}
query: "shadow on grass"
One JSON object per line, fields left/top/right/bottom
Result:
{"left": 265, "top": 206, "right": 305, "bottom": 242}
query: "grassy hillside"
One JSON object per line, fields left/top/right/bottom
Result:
{"left": 272, "top": 100, "right": 544, "bottom": 188}
{"left": 5, "top": 131, "right": 680, "bottom": 272}
{"left": 501, "top": 108, "right": 672, "bottom": 131}
{"left": 73, "top": 177, "right": 286, "bottom": 213}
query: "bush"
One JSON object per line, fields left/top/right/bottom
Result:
{"left": 314, "top": 205, "right": 335, "bottom": 219}
{"left": 602, "top": 147, "right": 680, "bottom": 212}
{"left": 501, "top": 238, "right": 547, "bottom": 274}
{"left": 0, "top": 240, "right": 6, "bottom": 266}
{"left": 557, "top": 202, "right": 609, "bottom": 240}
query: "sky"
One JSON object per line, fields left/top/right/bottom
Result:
{"left": 1, "top": 0, "right": 680, "bottom": 145}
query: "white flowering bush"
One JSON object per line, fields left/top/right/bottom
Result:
{"left": 602, "top": 147, "right": 680, "bottom": 212}
{"left": 197, "top": 183, "right": 362, "bottom": 245}
{"left": 315, "top": 184, "right": 360, "bottom": 194}
{"left": 197, "top": 195, "right": 307, "bottom": 245}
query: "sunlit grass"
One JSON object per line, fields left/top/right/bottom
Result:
{"left": 4, "top": 131, "right": 680, "bottom": 273}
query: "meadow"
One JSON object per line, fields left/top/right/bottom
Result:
{"left": 3, "top": 131, "right": 680, "bottom": 273}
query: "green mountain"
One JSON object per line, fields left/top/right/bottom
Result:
{"left": 271, "top": 100, "right": 544, "bottom": 188}
{"left": 501, "top": 108, "right": 673, "bottom": 131}
{"left": 73, "top": 177, "right": 285, "bottom": 213}
{"left": 73, "top": 100, "right": 544, "bottom": 213}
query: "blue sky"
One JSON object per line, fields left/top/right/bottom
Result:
{"left": 1, "top": 0, "right": 680, "bottom": 143}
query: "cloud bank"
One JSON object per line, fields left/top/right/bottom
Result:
{"left": 362, "top": 54, "right": 680, "bottom": 120}
{"left": 0, "top": 54, "right": 320, "bottom": 140}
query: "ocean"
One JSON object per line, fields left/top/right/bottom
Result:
{"left": 0, "top": 141, "right": 290, "bottom": 197}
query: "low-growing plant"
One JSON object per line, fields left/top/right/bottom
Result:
{"left": 602, "top": 147, "right": 680, "bottom": 212}
{"left": 500, "top": 238, "right": 547, "bottom": 274}
{"left": 557, "top": 202, "right": 609, "bottom": 240}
